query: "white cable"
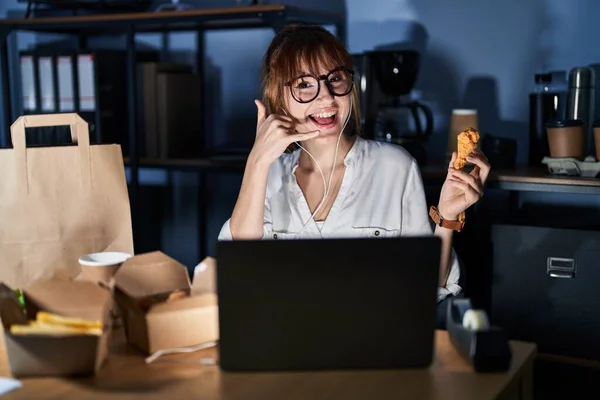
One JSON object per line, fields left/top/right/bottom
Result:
{"left": 282, "top": 109, "right": 325, "bottom": 227}
{"left": 144, "top": 341, "right": 218, "bottom": 364}
{"left": 293, "top": 97, "right": 352, "bottom": 235}
{"left": 294, "top": 141, "right": 328, "bottom": 227}
{"left": 295, "top": 122, "right": 343, "bottom": 225}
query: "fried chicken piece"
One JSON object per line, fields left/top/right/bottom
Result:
{"left": 166, "top": 289, "right": 189, "bottom": 302}
{"left": 137, "top": 289, "right": 190, "bottom": 310}
{"left": 454, "top": 127, "right": 480, "bottom": 169}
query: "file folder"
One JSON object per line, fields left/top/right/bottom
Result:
{"left": 77, "top": 54, "right": 96, "bottom": 112}
{"left": 19, "top": 53, "right": 37, "bottom": 113}
{"left": 38, "top": 55, "right": 56, "bottom": 112}
{"left": 57, "top": 55, "right": 75, "bottom": 112}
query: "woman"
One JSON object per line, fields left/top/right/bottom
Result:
{"left": 218, "top": 24, "right": 491, "bottom": 325}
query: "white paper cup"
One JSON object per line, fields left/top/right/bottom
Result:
{"left": 78, "top": 252, "right": 132, "bottom": 285}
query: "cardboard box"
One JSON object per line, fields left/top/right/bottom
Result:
{"left": 113, "top": 251, "right": 218, "bottom": 354}
{"left": 0, "top": 279, "right": 111, "bottom": 377}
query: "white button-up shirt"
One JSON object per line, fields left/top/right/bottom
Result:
{"left": 218, "top": 137, "right": 462, "bottom": 303}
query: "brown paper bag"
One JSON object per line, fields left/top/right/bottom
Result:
{"left": 0, "top": 113, "right": 134, "bottom": 288}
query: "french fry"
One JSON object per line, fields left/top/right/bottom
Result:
{"left": 36, "top": 312, "right": 102, "bottom": 330}
{"left": 9, "top": 311, "right": 103, "bottom": 336}
{"left": 10, "top": 323, "right": 102, "bottom": 336}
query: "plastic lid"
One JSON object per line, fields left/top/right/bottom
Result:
{"left": 452, "top": 109, "right": 477, "bottom": 115}
{"left": 535, "top": 73, "right": 552, "bottom": 84}
{"left": 546, "top": 119, "right": 584, "bottom": 128}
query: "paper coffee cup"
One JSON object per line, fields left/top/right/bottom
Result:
{"left": 78, "top": 252, "right": 132, "bottom": 285}
{"left": 546, "top": 119, "right": 585, "bottom": 160}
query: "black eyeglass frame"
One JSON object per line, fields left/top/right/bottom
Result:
{"left": 284, "top": 67, "right": 355, "bottom": 104}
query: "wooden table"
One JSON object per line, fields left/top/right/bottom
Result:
{"left": 0, "top": 330, "right": 536, "bottom": 400}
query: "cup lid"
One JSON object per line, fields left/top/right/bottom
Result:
{"left": 79, "top": 252, "right": 132, "bottom": 267}
{"left": 452, "top": 109, "right": 477, "bottom": 115}
{"left": 546, "top": 119, "right": 584, "bottom": 128}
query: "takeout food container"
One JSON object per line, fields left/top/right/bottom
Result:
{"left": 0, "top": 279, "right": 112, "bottom": 377}
{"left": 113, "top": 251, "right": 218, "bottom": 354}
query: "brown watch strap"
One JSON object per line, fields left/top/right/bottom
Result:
{"left": 429, "top": 206, "right": 465, "bottom": 232}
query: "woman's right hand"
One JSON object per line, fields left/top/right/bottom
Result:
{"left": 249, "top": 99, "right": 320, "bottom": 167}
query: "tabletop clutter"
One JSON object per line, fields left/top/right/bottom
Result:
{"left": 0, "top": 112, "right": 514, "bottom": 391}
{"left": 0, "top": 113, "right": 219, "bottom": 379}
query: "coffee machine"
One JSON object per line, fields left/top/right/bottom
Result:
{"left": 352, "top": 50, "right": 433, "bottom": 165}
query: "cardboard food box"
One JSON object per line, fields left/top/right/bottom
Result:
{"left": 0, "top": 279, "right": 111, "bottom": 377}
{"left": 113, "top": 251, "right": 218, "bottom": 354}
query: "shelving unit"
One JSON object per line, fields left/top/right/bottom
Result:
{"left": 0, "top": 5, "right": 346, "bottom": 259}
{"left": 2, "top": 5, "right": 598, "bottom": 263}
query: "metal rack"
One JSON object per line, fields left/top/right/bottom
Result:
{"left": 0, "top": 5, "right": 346, "bottom": 259}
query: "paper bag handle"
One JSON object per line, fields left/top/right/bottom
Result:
{"left": 10, "top": 113, "right": 92, "bottom": 194}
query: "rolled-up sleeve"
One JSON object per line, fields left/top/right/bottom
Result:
{"left": 217, "top": 197, "right": 273, "bottom": 241}
{"left": 217, "top": 218, "right": 234, "bottom": 241}
{"left": 401, "top": 160, "right": 462, "bottom": 303}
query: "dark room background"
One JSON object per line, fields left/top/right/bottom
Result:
{"left": 2, "top": 0, "right": 600, "bottom": 269}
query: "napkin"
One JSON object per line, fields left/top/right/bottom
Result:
{"left": 0, "top": 377, "right": 22, "bottom": 395}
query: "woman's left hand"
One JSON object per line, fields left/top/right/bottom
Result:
{"left": 437, "top": 151, "right": 491, "bottom": 221}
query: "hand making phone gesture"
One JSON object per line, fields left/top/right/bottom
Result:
{"left": 249, "top": 100, "right": 320, "bottom": 167}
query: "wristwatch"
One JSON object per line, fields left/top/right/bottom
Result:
{"left": 429, "top": 206, "right": 465, "bottom": 232}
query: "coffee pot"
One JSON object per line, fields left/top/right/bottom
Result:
{"left": 353, "top": 49, "right": 433, "bottom": 165}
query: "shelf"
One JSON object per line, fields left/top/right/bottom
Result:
{"left": 421, "top": 166, "right": 600, "bottom": 195}
{"left": 124, "top": 158, "right": 600, "bottom": 194}
{"left": 0, "top": 5, "right": 345, "bottom": 35}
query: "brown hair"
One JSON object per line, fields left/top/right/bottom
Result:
{"left": 260, "top": 24, "right": 361, "bottom": 137}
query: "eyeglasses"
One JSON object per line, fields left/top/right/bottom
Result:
{"left": 284, "top": 68, "right": 354, "bottom": 104}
